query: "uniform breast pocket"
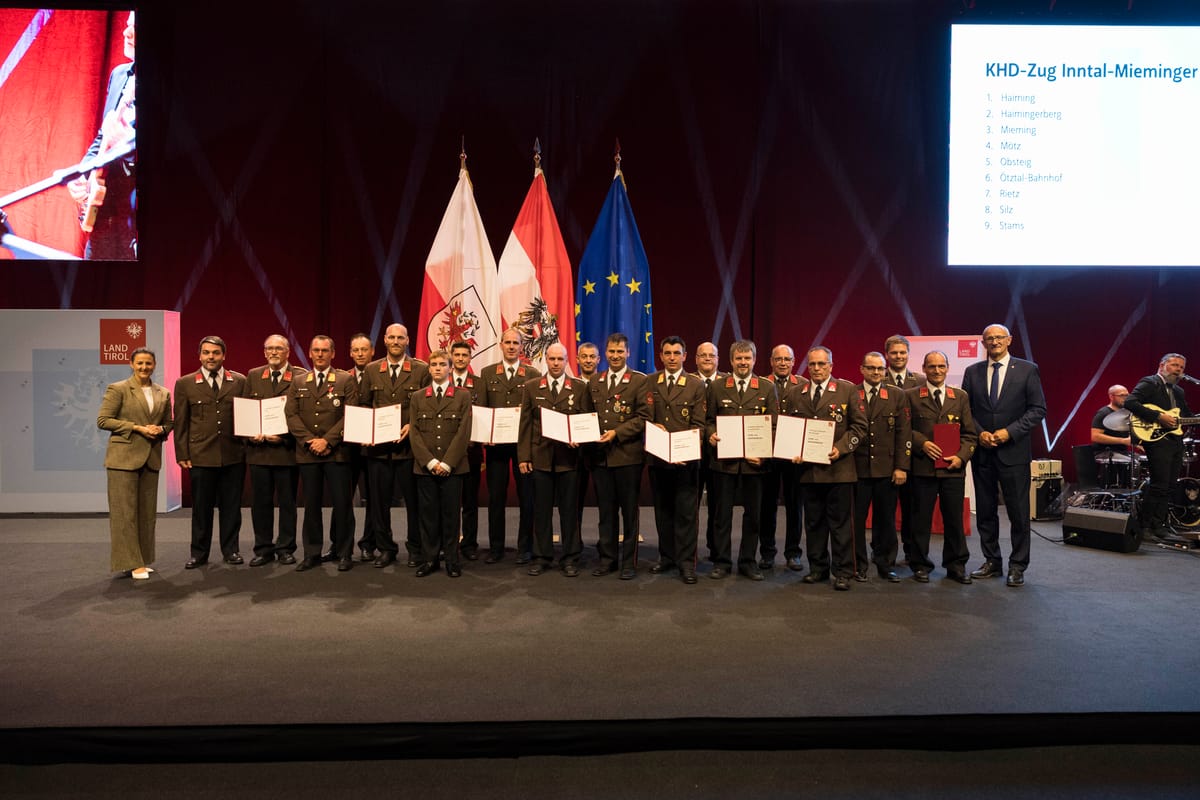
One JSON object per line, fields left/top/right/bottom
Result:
{"left": 415, "top": 411, "right": 437, "bottom": 434}
{"left": 190, "top": 399, "right": 208, "bottom": 421}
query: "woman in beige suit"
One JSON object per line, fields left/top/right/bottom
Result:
{"left": 97, "top": 348, "right": 172, "bottom": 579}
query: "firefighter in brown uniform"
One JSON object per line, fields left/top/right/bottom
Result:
{"left": 851, "top": 351, "right": 911, "bottom": 583}
{"left": 358, "top": 323, "right": 430, "bottom": 568}
{"left": 691, "top": 342, "right": 724, "bottom": 563}
{"left": 906, "top": 350, "right": 978, "bottom": 584}
{"left": 587, "top": 333, "right": 649, "bottom": 579}
{"left": 409, "top": 350, "right": 473, "bottom": 578}
{"left": 346, "top": 332, "right": 378, "bottom": 562}
{"left": 285, "top": 336, "right": 358, "bottom": 571}
{"left": 242, "top": 334, "right": 305, "bottom": 567}
{"left": 780, "top": 345, "right": 867, "bottom": 591}
{"left": 884, "top": 334, "right": 924, "bottom": 566}
{"left": 449, "top": 340, "right": 484, "bottom": 560}
{"left": 174, "top": 335, "right": 246, "bottom": 569}
{"left": 759, "top": 344, "right": 804, "bottom": 571}
{"left": 705, "top": 340, "right": 777, "bottom": 581}
{"left": 644, "top": 336, "right": 707, "bottom": 584}
{"left": 518, "top": 342, "right": 592, "bottom": 576}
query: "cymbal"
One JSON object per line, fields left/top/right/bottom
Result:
{"left": 1104, "top": 409, "right": 1131, "bottom": 432}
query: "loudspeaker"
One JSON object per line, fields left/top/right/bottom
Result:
{"left": 1031, "top": 477, "right": 1063, "bottom": 520}
{"left": 1062, "top": 507, "right": 1142, "bottom": 553}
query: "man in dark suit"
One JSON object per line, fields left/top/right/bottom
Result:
{"left": 242, "top": 334, "right": 304, "bottom": 566}
{"left": 961, "top": 324, "right": 1047, "bottom": 587}
{"left": 481, "top": 328, "right": 540, "bottom": 563}
{"left": 358, "top": 324, "right": 430, "bottom": 568}
{"left": 409, "top": 350, "right": 473, "bottom": 578}
{"left": 645, "top": 336, "right": 707, "bottom": 584}
{"left": 450, "top": 340, "right": 484, "bottom": 561}
{"left": 173, "top": 336, "right": 246, "bottom": 569}
{"left": 705, "top": 340, "right": 777, "bottom": 581}
{"left": 780, "top": 346, "right": 867, "bottom": 591}
{"left": 1124, "top": 353, "right": 1193, "bottom": 539}
{"left": 518, "top": 342, "right": 591, "bottom": 576}
{"left": 852, "top": 351, "right": 911, "bottom": 582}
{"left": 907, "top": 351, "right": 977, "bottom": 583}
{"left": 587, "top": 333, "right": 649, "bottom": 579}
{"left": 285, "top": 336, "right": 358, "bottom": 571}
{"left": 884, "top": 334, "right": 923, "bottom": 566}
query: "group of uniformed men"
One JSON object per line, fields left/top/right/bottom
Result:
{"left": 172, "top": 323, "right": 1048, "bottom": 589}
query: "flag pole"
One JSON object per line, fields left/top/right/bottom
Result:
{"left": 613, "top": 137, "right": 622, "bottom": 180}
{"left": 460, "top": 136, "right": 467, "bottom": 173}
{"left": 533, "top": 137, "right": 542, "bottom": 177}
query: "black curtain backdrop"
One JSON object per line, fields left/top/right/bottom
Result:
{"left": 3, "top": 0, "right": 1199, "bottom": 485}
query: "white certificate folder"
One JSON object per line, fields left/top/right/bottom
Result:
{"left": 715, "top": 415, "right": 773, "bottom": 460}
{"left": 470, "top": 406, "right": 521, "bottom": 444}
{"left": 343, "top": 404, "right": 402, "bottom": 445}
{"left": 645, "top": 425, "right": 701, "bottom": 463}
{"left": 234, "top": 396, "right": 288, "bottom": 437}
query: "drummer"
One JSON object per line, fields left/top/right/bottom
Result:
{"left": 1091, "top": 385, "right": 1134, "bottom": 487}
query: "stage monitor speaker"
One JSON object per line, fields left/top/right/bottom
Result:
{"left": 1062, "top": 507, "right": 1142, "bottom": 553}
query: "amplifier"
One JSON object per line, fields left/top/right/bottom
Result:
{"left": 1062, "top": 507, "right": 1142, "bottom": 553}
{"left": 1030, "top": 476, "right": 1063, "bottom": 520}
{"left": 1032, "top": 459, "right": 1063, "bottom": 478}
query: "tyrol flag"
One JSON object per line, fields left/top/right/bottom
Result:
{"left": 497, "top": 167, "right": 576, "bottom": 373}
{"left": 574, "top": 170, "right": 654, "bottom": 373}
{"left": 416, "top": 168, "right": 502, "bottom": 373}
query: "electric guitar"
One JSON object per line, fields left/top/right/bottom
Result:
{"left": 81, "top": 73, "right": 135, "bottom": 232}
{"left": 1130, "top": 404, "right": 1200, "bottom": 442}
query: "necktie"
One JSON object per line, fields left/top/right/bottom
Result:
{"left": 357, "top": 370, "right": 363, "bottom": 385}
{"left": 551, "top": 379, "right": 559, "bottom": 398}
{"left": 390, "top": 364, "right": 399, "bottom": 382}
{"left": 317, "top": 372, "right": 325, "bottom": 392}
{"left": 508, "top": 366, "right": 515, "bottom": 382}
{"left": 210, "top": 370, "right": 220, "bottom": 394}
{"left": 933, "top": 388, "right": 943, "bottom": 410}
{"left": 668, "top": 375, "right": 676, "bottom": 390}
{"left": 705, "top": 377, "right": 711, "bottom": 388}
{"left": 456, "top": 377, "right": 464, "bottom": 388}
{"left": 610, "top": 373, "right": 617, "bottom": 391}
{"left": 436, "top": 386, "right": 443, "bottom": 401}
{"left": 868, "top": 386, "right": 877, "bottom": 407}
{"left": 989, "top": 362, "right": 1001, "bottom": 405}
{"left": 738, "top": 379, "right": 746, "bottom": 399}
{"left": 271, "top": 370, "right": 281, "bottom": 390}
{"left": 813, "top": 383, "right": 822, "bottom": 406}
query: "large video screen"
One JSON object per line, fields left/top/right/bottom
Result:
{"left": 0, "top": 8, "right": 136, "bottom": 261}
{"left": 948, "top": 24, "right": 1200, "bottom": 268}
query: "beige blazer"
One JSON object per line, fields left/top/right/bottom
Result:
{"left": 97, "top": 376, "right": 173, "bottom": 471}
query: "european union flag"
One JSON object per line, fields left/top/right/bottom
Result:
{"left": 574, "top": 172, "right": 655, "bottom": 373}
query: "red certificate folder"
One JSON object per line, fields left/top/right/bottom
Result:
{"left": 933, "top": 423, "right": 960, "bottom": 469}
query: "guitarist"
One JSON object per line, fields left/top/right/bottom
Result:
{"left": 1125, "top": 354, "right": 1193, "bottom": 539}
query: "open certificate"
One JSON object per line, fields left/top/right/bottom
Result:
{"left": 771, "top": 416, "right": 836, "bottom": 464}
{"left": 645, "top": 425, "right": 701, "bottom": 463}
{"left": 343, "top": 404, "right": 403, "bottom": 445}
{"left": 234, "top": 396, "right": 288, "bottom": 437}
{"left": 541, "top": 407, "right": 601, "bottom": 444}
{"left": 716, "top": 415, "right": 773, "bottom": 460}
{"left": 470, "top": 406, "right": 521, "bottom": 444}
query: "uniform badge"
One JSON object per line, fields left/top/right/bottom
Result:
{"left": 333, "top": 398, "right": 341, "bottom": 407}
{"left": 681, "top": 407, "right": 689, "bottom": 418}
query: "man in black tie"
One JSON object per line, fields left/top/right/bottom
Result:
{"left": 692, "top": 341, "right": 724, "bottom": 563}
{"left": 1124, "top": 354, "right": 1194, "bottom": 539}
{"left": 961, "top": 324, "right": 1047, "bottom": 587}
{"left": 884, "top": 334, "right": 922, "bottom": 567}
{"left": 346, "top": 333, "right": 377, "bottom": 561}
{"left": 450, "top": 340, "right": 484, "bottom": 560}
{"left": 759, "top": 344, "right": 803, "bottom": 571}
{"left": 574, "top": 342, "right": 601, "bottom": 544}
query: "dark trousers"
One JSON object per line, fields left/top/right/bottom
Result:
{"left": 910, "top": 475, "right": 969, "bottom": 572}
{"left": 348, "top": 447, "right": 378, "bottom": 553}
{"left": 697, "top": 460, "right": 718, "bottom": 560}
{"left": 803, "top": 482, "right": 854, "bottom": 578}
{"left": 576, "top": 462, "right": 594, "bottom": 547}
{"left": 712, "top": 471, "right": 762, "bottom": 569}
{"left": 852, "top": 475, "right": 899, "bottom": 573}
{"left": 593, "top": 463, "right": 643, "bottom": 570}
{"left": 248, "top": 464, "right": 298, "bottom": 557}
{"left": 897, "top": 482, "right": 915, "bottom": 562}
{"left": 649, "top": 462, "right": 700, "bottom": 569}
{"left": 459, "top": 453, "right": 482, "bottom": 555}
{"left": 485, "top": 443, "right": 533, "bottom": 557}
{"left": 188, "top": 463, "right": 244, "bottom": 560}
{"left": 299, "top": 461, "right": 352, "bottom": 559}
{"left": 367, "top": 457, "right": 420, "bottom": 561}
{"left": 1141, "top": 439, "right": 1183, "bottom": 533}
{"left": 971, "top": 450, "right": 1032, "bottom": 570}
{"left": 417, "top": 472, "right": 463, "bottom": 568}
{"left": 759, "top": 462, "right": 802, "bottom": 561}
{"left": 533, "top": 468, "right": 581, "bottom": 566}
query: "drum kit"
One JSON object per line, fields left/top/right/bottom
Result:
{"left": 1089, "top": 408, "right": 1200, "bottom": 541}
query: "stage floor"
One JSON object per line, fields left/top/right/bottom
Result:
{"left": 2, "top": 507, "right": 1198, "bottom": 733}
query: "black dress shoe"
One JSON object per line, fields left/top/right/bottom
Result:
{"left": 709, "top": 566, "right": 728, "bottom": 580}
{"left": 971, "top": 562, "right": 1003, "bottom": 579}
{"left": 277, "top": 553, "right": 296, "bottom": 565}
{"left": 947, "top": 571, "right": 972, "bottom": 584}
{"left": 359, "top": 549, "right": 376, "bottom": 562}
{"left": 592, "top": 564, "right": 615, "bottom": 576}
{"left": 649, "top": 561, "right": 674, "bottom": 574}
{"left": 415, "top": 562, "right": 438, "bottom": 577}
{"left": 184, "top": 557, "right": 207, "bottom": 570}
{"left": 801, "top": 572, "right": 829, "bottom": 584}
{"left": 562, "top": 564, "right": 580, "bottom": 577}
{"left": 223, "top": 553, "right": 244, "bottom": 565}
{"left": 406, "top": 559, "right": 419, "bottom": 568}
{"left": 739, "top": 565, "right": 765, "bottom": 581}
{"left": 528, "top": 563, "right": 547, "bottom": 576}
{"left": 373, "top": 552, "right": 396, "bottom": 568}
{"left": 484, "top": 552, "right": 503, "bottom": 564}
{"left": 787, "top": 556, "right": 805, "bottom": 571}
{"left": 296, "top": 556, "right": 322, "bottom": 572}
{"left": 680, "top": 570, "right": 698, "bottom": 585}
{"left": 337, "top": 558, "right": 353, "bottom": 572}
{"left": 854, "top": 569, "right": 869, "bottom": 583}
{"left": 1006, "top": 568, "right": 1025, "bottom": 587}
{"left": 619, "top": 567, "right": 637, "bottom": 580}
{"left": 249, "top": 555, "right": 274, "bottom": 567}
{"left": 758, "top": 558, "right": 774, "bottom": 570}
{"left": 464, "top": 551, "right": 479, "bottom": 561}
{"left": 321, "top": 551, "right": 336, "bottom": 563}
{"left": 912, "top": 568, "right": 930, "bottom": 583}
{"left": 877, "top": 565, "right": 900, "bottom": 582}
{"left": 446, "top": 564, "right": 462, "bottom": 577}
{"left": 833, "top": 576, "right": 850, "bottom": 591}
{"left": 515, "top": 553, "right": 533, "bottom": 565}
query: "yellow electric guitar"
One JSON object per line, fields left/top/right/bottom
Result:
{"left": 1130, "top": 404, "right": 1200, "bottom": 442}
{"left": 81, "top": 73, "right": 136, "bottom": 233}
